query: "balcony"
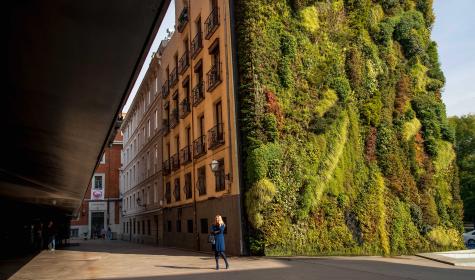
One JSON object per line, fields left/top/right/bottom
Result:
{"left": 162, "top": 159, "right": 171, "bottom": 176}
{"left": 162, "top": 119, "right": 170, "bottom": 135}
{"left": 171, "top": 153, "right": 180, "bottom": 171}
{"left": 169, "top": 67, "right": 178, "bottom": 87}
{"left": 190, "top": 32, "right": 202, "bottom": 59}
{"left": 205, "top": 8, "right": 219, "bottom": 40}
{"left": 177, "top": 6, "right": 189, "bottom": 33}
{"left": 180, "top": 145, "right": 192, "bottom": 165}
{"left": 208, "top": 123, "right": 225, "bottom": 150}
{"left": 179, "top": 98, "right": 191, "bottom": 119}
{"left": 193, "top": 135, "right": 207, "bottom": 159}
{"left": 192, "top": 80, "right": 205, "bottom": 107}
{"left": 178, "top": 51, "right": 190, "bottom": 74}
{"left": 207, "top": 62, "right": 222, "bottom": 92}
{"left": 162, "top": 81, "right": 169, "bottom": 98}
{"left": 169, "top": 108, "right": 179, "bottom": 129}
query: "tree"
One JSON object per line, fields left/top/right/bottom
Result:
{"left": 449, "top": 115, "right": 475, "bottom": 226}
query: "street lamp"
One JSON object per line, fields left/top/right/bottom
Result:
{"left": 209, "top": 159, "right": 232, "bottom": 193}
{"left": 209, "top": 159, "right": 220, "bottom": 172}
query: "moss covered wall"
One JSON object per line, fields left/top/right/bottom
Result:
{"left": 234, "top": 0, "right": 463, "bottom": 256}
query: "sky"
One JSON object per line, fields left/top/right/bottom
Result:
{"left": 123, "top": 0, "right": 475, "bottom": 117}
{"left": 432, "top": 0, "right": 475, "bottom": 116}
{"left": 122, "top": 0, "right": 176, "bottom": 113}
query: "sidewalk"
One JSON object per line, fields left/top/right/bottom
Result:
{"left": 6, "top": 240, "right": 475, "bottom": 280}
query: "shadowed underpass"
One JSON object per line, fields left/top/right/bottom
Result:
{"left": 4, "top": 240, "right": 475, "bottom": 280}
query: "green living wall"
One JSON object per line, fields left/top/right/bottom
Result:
{"left": 235, "top": 0, "right": 464, "bottom": 255}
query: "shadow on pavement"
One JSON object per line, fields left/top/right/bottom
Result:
{"left": 0, "top": 253, "right": 38, "bottom": 280}
{"left": 84, "top": 258, "right": 475, "bottom": 280}
{"left": 60, "top": 239, "right": 212, "bottom": 257}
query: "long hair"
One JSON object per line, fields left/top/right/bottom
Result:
{"left": 215, "top": 215, "right": 224, "bottom": 226}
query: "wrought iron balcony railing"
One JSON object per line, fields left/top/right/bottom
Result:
{"left": 179, "top": 97, "right": 191, "bottom": 119}
{"left": 207, "top": 62, "right": 222, "bottom": 92}
{"left": 193, "top": 135, "right": 207, "bottom": 159}
{"left": 208, "top": 123, "right": 225, "bottom": 150}
{"left": 171, "top": 153, "right": 180, "bottom": 171}
{"left": 169, "top": 67, "right": 178, "bottom": 87}
{"left": 190, "top": 32, "right": 202, "bottom": 59}
{"left": 180, "top": 145, "right": 192, "bottom": 165}
{"left": 205, "top": 8, "right": 219, "bottom": 40}
{"left": 178, "top": 51, "right": 190, "bottom": 74}
{"left": 177, "top": 6, "right": 189, "bottom": 33}
{"left": 161, "top": 81, "right": 169, "bottom": 98}
{"left": 169, "top": 108, "right": 179, "bottom": 129}
{"left": 192, "top": 80, "right": 205, "bottom": 107}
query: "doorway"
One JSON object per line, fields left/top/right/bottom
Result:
{"left": 91, "top": 212, "right": 104, "bottom": 239}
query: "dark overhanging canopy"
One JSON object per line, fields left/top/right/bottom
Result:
{"left": 3, "top": 0, "right": 170, "bottom": 215}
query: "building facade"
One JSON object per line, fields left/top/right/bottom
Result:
{"left": 120, "top": 0, "right": 243, "bottom": 254}
{"left": 71, "top": 133, "right": 123, "bottom": 239}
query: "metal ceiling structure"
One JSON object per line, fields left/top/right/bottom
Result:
{"left": 3, "top": 0, "right": 170, "bottom": 216}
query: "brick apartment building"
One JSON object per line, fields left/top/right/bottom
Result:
{"left": 71, "top": 133, "right": 123, "bottom": 239}
{"left": 120, "top": 0, "right": 243, "bottom": 254}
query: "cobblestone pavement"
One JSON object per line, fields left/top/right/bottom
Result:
{"left": 6, "top": 240, "right": 475, "bottom": 280}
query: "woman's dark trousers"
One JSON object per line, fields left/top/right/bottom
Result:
{"left": 215, "top": 251, "right": 229, "bottom": 269}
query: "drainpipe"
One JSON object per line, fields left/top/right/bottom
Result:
{"left": 188, "top": 0, "right": 200, "bottom": 252}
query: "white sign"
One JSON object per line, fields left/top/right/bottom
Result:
{"left": 89, "top": 201, "right": 106, "bottom": 211}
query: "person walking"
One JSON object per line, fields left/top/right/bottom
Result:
{"left": 107, "top": 227, "right": 112, "bottom": 240}
{"left": 47, "top": 220, "right": 56, "bottom": 251}
{"left": 210, "top": 215, "right": 229, "bottom": 270}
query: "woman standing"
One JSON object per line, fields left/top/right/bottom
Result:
{"left": 210, "top": 215, "right": 229, "bottom": 270}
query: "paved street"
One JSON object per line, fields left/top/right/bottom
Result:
{"left": 4, "top": 240, "right": 475, "bottom": 280}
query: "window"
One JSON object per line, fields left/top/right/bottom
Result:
{"left": 198, "top": 166, "right": 206, "bottom": 195}
{"left": 165, "top": 182, "right": 171, "bottom": 204}
{"left": 93, "top": 175, "right": 103, "bottom": 190}
{"left": 154, "top": 182, "right": 158, "bottom": 203}
{"left": 133, "top": 219, "right": 136, "bottom": 234}
{"left": 148, "top": 220, "right": 151, "bottom": 235}
{"left": 200, "top": 218, "right": 208, "bottom": 234}
{"left": 147, "top": 187, "right": 150, "bottom": 205}
{"left": 176, "top": 220, "right": 182, "bottom": 233}
{"left": 148, "top": 119, "right": 151, "bottom": 138}
{"left": 71, "top": 228, "right": 79, "bottom": 237}
{"left": 138, "top": 220, "right": 141, "bottom": 234}
{"left": 155, "top": 110, "right": 158, "bottom": 130}
{"left": 100, "top": 153, "right": 106, "bottom": 164}
{"left": 167, "top": 220, "right": 172, "bottom": 232}
{"left": 142, "top": 220, "right": 145, "bottom": 235}
{"left": 215, "top": 158, "right": 225, "bottom": 192}
{"left": 184, "top": 172, "right": 192, "bottom": 199}
{"left": 174, "top": 178, "right": 181, "bottom": 201}
{"left": 187, "top": 219, "right": 193, "bottom": 233}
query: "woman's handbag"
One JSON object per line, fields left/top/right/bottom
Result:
{"left": 208, "top": 234, "right": 216, "bottom": 244}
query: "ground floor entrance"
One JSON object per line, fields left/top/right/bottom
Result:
{"left": 90, "top": 211, "right": 105, "bottom": 239}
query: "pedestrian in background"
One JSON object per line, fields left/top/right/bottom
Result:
{"left": 47, "top": 220, "right": 56, "bottom": 251}
{"left": 210, "top": 215, "right": 229, "bottom": 270}
{"left": 107, "top": 226, "right": 112, "bottom": 240}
